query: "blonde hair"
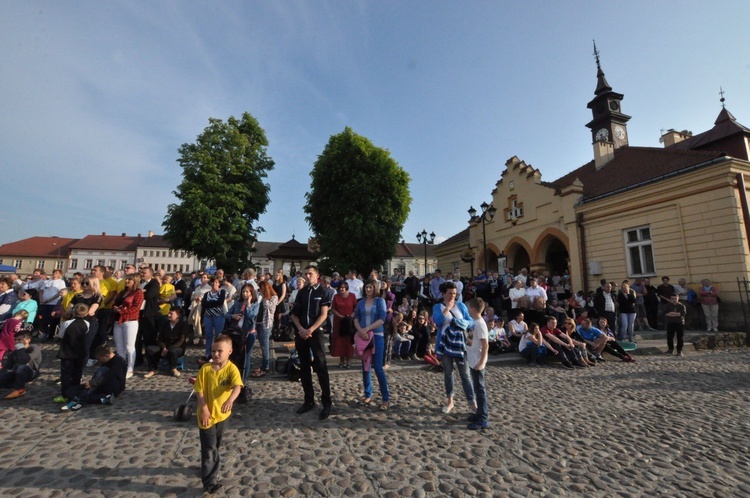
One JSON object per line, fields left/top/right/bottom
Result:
{"left": 13, "top": 310, "right": 29, "bottom": 321}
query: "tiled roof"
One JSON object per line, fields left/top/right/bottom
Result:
{"left": 266, "top": 237, "right": 317, "bottom": 259}
{"left": 251, "top": 242, "right": 282, "bottom": 259}
{"left": 403, "top": 242, "right": 436, "bottom": 259}
{"left": 0, "top": 237, "right": 78, "bottom": 257}
{"left": 438, "top": 228, "right": 470, "bottom": 246}
{"left": 667, "top": 107, "right": 750, "bottom": 160}
{"left": 70, "top": 234, "right": 142, "bottom": 251}
{"left": 137, "top": 235, "right": 171, "bottom": 248}
{"left": 551, "top": 146, "right": 727, "bottom": 202}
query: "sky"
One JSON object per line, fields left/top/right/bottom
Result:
{"left": 2, "top": 1, "right": 750, "bottom": 248}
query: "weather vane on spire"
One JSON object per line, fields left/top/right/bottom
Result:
{"left": 719, "top": 87, "right": 726, "bottom": 108}
{"left": 593, "top": 40, "right": 601, "bottom": 70}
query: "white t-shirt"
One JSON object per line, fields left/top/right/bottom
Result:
{"left": 41, "top": 278, "right": 67, "bottom": 305}
{"left": 346, "top": 278, "right": 364, "bottom": 300}
{"left": 509, "top": 287, "right": 526, "bottom": 309}
{"left": 454, "top": 279, "right": 464, "bottom": 303}
{"left": 467, "top": 318, "right": 488, "bottom": 369}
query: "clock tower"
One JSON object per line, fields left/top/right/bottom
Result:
{"left": 585, "top": 42, "right": 631, "bottom": 151}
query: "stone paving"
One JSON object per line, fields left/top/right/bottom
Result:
{"left": 1, "top": 341, "right": 749, "bottom": 497}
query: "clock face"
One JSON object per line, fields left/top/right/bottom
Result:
{"left": 595, "top": 128, "right": 609, "bottom": 141}
{"left": 614, "top": 125, "right": 626, "bottom": 140}
{"left": 609, "top": 101, "right": 620, "bottom": 111}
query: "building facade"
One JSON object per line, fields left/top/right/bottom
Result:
{"left": 438, "top": 55, "right": 750, "bottom": 329}
{"left": 0, "top": 236, "right": 78, "bottom": 276}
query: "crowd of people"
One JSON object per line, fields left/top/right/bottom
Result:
{"left": 0, "top": 263, "right": 727, "bottom": 493}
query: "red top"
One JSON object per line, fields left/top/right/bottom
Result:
{"left": 116, "top": 289, "right": 144, "bottom": 323}
{"left": 540, "top": 325, "right": 564, "bottom": 339}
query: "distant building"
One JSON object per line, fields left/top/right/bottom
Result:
{"left": 135, "top": 232, "right": 204, "bottom": 274}
{"left": 0, "top": 236, "right": 78, "bottom": 275}
{"left": 67, "top": 233, "right": 142, "bottom": 277}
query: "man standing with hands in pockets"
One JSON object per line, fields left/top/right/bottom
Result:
{"left": 291, "top": 265, "right": 333, "bottom": 420}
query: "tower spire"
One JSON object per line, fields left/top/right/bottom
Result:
{"left": 593, "top": 40, "right": 612, "bottom": 95}
{"left": 720, "top": 86, "right": 726, "bottom": 108}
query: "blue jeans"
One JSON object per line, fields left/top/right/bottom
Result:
{"left": 363, "top": 334, "right": 389, "bottom": 402}
{"left": 203, "top": 315, "right": 226, "bottom": 358}
{"left": 256, "top": 323, "right": 271, "bottom": 371}
{"left": 242, "top": 331, "right": 257, "bottom": 383}
{"left": 470, "top": 367, "right": 488, "bottom": 424}
{"left": 441, "top": 354, "right": 475, "bottom": 404}
{"left": 619, "top": 313, "right": 636, "bottom": 341}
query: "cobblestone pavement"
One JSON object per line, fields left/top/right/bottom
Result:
{"left": 1, "top": 343, "right": 749, "bottom": 497}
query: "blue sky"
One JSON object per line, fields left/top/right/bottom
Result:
{"left": 2, "top": 1, "right": 749, "bottom": 247}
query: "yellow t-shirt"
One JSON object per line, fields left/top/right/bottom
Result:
{"left": 61, "top": 290, "right": 82, "bottom": 313}
{"left": 194, "top": 361, "right": 242, "bottom": 429}
{"left": 100, "top": 277, "right": 119, "bottom": 309}
{"left": 159, "top": 283, "right": 175, "bottom": 315}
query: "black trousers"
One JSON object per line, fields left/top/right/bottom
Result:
{"left": 295, "top": 330, "right": 331, "bottom": 407}
{"left": 666, "top": 322, "right": 684, "bottom": 352}
{"left": 200, "top": 419, "right": 227, "bottom": 488}
{"left": 603, "top": 340, "right": 628, "bottom": 359}
{"left": 65, "top": 366, "right": 121, "bottom": 402}
{"left": 145, "top": 345, "right": 184, "bottom": 371}
{"left": 0, "top": 365, "right": 38, "bottom": 390}
{"left": 60, "top": 358, "right": 85, "bottom": 397}
{"left": 135, "top": 315, "right": 157, "bottom": 365}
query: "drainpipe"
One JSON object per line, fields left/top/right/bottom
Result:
{"left": 736, "top": 173, "right": 750, "bottom": 253}
{"left": 577, "top": 212, "right": 589, "bottom": 293}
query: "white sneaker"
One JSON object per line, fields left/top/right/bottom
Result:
{"left": 125, "top": 371, "right": 134, "bottom": 379}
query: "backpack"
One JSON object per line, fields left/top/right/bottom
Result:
{"left": 286, "top": 349, "right": 301, "bottom": 382}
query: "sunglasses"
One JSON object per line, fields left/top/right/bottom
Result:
{"left": 82, "top": 281, "right": 91, "bottom": 286}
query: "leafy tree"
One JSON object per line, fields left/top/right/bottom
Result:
{"left": 163, "top": 112, "right": 274, "bottom": 272}
{"left": 305, "top": 127, "right": 411, "bottom": 275}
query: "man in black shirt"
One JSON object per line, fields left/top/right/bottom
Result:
{"left": 291, "top": 265, "right": 333, "bottom": 419}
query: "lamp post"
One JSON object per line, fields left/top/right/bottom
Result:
{"left": 416, "top": 229, "right": 436, "bottom": 276}
{"left": 468, "top": 202, "right": 497, "bottom": 273}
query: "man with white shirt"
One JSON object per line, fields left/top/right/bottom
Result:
{"left": 447, "top": 272, "right": 463, "bottom": 303}
{"left": 345, "top": 270, "right": 363, "bottom": 300}
{"left": 38, "top": 269, "right": 67, "bottom": 341}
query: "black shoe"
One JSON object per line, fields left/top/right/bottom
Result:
{"left": 205, "top": 483, "right": 222, "bottom": 494}
{"left": 664, "top": 350, "right": 673, "bottom": 355}
{"left": 319, "top": 405, "right": 331, "bottom": 420}
{"left": 467, "top": 413, "right": 479, "bottom": 423}
{"left": 562, "top": 363, "right": 574, "bottom": 370}
{"left": 296, "top": 402, "right": 315, "bottom": 414}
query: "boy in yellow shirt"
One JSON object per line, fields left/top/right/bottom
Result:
{"left": 194, "top": 334, "right": 242, "bottom": 494}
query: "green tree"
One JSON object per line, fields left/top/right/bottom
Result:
{"left": 163, "top": 112, "right": 274, "bottom": 272}
{"left": 305, "top": 127, "right": 411, "bottom": 274}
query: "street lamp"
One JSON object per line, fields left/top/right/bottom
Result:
{"left": 468, "top": 202, "right": 497, "bottom": 273}
{"left": 416, "top": 229, "right": 436, "bottom": 276}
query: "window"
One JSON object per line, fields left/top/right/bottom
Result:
{"left": 181, "top": 251, "right": 185, "bottom": 258}
{"left": 162, "top": 251, "right": 167, "bottom": 257}
{"left": 167, "top": 264, "right": 172, "bottom": 272}
{"left": 37, "top": 260, "right": 45, "bottom": 269}
{"left": 14, "top": 260, "right": 22, "bottom": 268}
{"left": 625, "top": 226, "right": 655, "bottom": 276}
{"left": 168, "top": 250, "right": 173, "bottom": 258}
{"left": 109, "top": 260, "right": 116, "bottom": 268}
{"left": 56, "top": 261, "right": 65, "bottom": 270}
{"left": 149, "top": 251, "right": 154, "bottom": 257}
{"left": 70, "top": 259, "right": 78, "bottom": 270}
{"left": 179, "top": 264, "right": 184, "bottom": 272}
{"left": 85, "top": 259, "right": 93, "bottom": 270}
{"left": 97, "top": 259, "right": 105, "bottom": 266}
{"left": 121, "top": 260, "right": 128, "bottom": 269}
{"left": 185, "top": 264, "right": 190, "bottom": 272}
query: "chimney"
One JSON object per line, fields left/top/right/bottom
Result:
{"left": 660, "top": 129, "right": 692, "bottom": 147}
{"left": 101, "top": 232, "right": 106, "bottom": 236}
{"left": 137, "top": 233, "right": 141, "bottom": 238}
{"left": 148, "top": 230, "right": 154, "bottom": 238}
{"left": 593, "top": 141, "right": 615, "bottom": 170}
{"left": 121, "top": 233, "right": 126, "bottom": 237}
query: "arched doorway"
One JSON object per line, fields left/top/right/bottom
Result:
{"left": 532, "top": 229, "right": 570, "bottom": 278}
{"left": 478, "top": 244, "right": 500, "bottom": 274}
{"left": 505, "top": 239, "right": 531, "bottom": 273}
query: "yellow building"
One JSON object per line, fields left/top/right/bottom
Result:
{"left": 438, "top": 54, "right": 750, "bottom": 329}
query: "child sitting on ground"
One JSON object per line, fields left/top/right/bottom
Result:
{"left": 487, "top": 317, "right": 511, "bottom": 354}
{"left": 392, "top": 321, "right": 414, "bottom": 360}
{"left": 1, "top": 310, "right": 28, "bottom": 359}
{"left": 0, "top": 329, "right": 42, "bottom": 399}
{"left": 195, "top": 334, "right": 243, "bottom": 494}
{"left": 62, "top": 345, "right": 127, "bottom": 411}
